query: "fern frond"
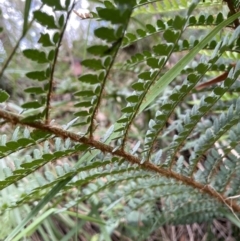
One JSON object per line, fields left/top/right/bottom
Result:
{"left": 2, "top": 0, "right": 240, "bottom": 240}
{"left": 115, "top": 3, "right": 200, "bottom": 148}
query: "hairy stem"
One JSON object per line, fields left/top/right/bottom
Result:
{"left": 0, "top": 108, "right": 240, "bottom": 213}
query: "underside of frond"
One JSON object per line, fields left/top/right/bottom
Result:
{"left": 1, "top": 0, "right": 240, "bottom": 240}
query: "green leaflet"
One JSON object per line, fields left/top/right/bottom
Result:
{"left": 38, "top": 33, "right": 54, "bottom": 47}
{"left": 0, "top": 89, "right": 9, "bottom": 103}
{"left": 23, "top": 49, "right": 48, "bottom": 64}
{"left": 41, "top": 0, "right": 64, "bottom": 11}
{"left": 33, "top": 10, "right": 58, "bottom": 29}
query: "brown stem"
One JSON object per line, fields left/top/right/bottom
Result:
{"left": 223, "top": 0, "right": 240, "bottom": 28}
{"left": 45, "top": 4, "right": 75, "bottom": 124}
{"left": 196, "top": 71, "right": 229, "bottom": 90}
{"left": 196, "top": 64, "right": 236, "bottom": 90}
{"left": 0, "top": 108, "right": 240, "bottom": 213}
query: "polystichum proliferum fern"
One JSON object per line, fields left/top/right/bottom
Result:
{"left": 1, "top": 0, "right": 240, "bottom": 240}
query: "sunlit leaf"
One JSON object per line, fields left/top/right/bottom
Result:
{"left": 0, "top": 90, "right": 9, "bottom": 103}
{"left": 34, "top": 10, "right": 58, "bottom": 29}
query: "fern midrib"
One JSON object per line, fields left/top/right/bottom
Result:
{"left": 120, "top": 13, "right": 194, "bottom": 149}
{"left": 1, "top": 108, "right": 240, "bottom": 214}
{"left": 45, "top": 5, "right": 74, "bottom": 124}
{"left": 88, "top": 12, "right": 133, "bottom": 138}
{"left": 189, "top": 93, "right": 240, "bottom": 175}
{"left": 207, "top": 140, "right": 240, "bottom": 183}
{"left": 145, "top": 61, "right": 222, "bottom": 161}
